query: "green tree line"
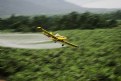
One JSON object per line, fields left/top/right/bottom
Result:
{"left": 0, "top": 10, "right": 121, "bottom": 32}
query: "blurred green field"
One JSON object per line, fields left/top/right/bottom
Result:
{"left": 0, "top": 28, "right": 121, "bottom": 81}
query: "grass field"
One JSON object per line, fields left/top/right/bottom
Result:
{"left": 0, "top": 28, "right": 121, "bottom": 81}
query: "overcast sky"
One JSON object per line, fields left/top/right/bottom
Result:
{"left": 65, "top": 0, "right": 121, "bottom": 8}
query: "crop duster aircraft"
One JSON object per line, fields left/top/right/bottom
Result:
{"left": 37, "top": 27, "right": 78, "bottom": 47}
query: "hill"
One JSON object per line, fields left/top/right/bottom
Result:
{"left": 0, "top": 0, "right": 82, "bottom": 16}
{"left": 0, "top": 0, "right": 115, "bottom": 17}
{"left": 0, "top": 28, "right": 121, "bottom": 81}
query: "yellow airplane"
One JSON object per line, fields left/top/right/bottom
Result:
{"left": 37, "top": 27, "right": 78, "bottom": 47}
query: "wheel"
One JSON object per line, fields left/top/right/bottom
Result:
{"left": 62, "top": 44, "right": 64, "bottom": 46}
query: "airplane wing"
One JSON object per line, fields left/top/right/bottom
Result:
{"left": 37, "top": 27, "right": 78, "bottom": 47}
{"left": 62, "top": 40, "right": 78, "bottom": 47}
{"left": 37, "top": 27, "right": 57, "bottom": 39}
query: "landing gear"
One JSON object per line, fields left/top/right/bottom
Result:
{"left": 62, "top": 44, "right": 64, "bottom": 46}
{"left": 54, "top": 41, "right": 57, "bottom": 43}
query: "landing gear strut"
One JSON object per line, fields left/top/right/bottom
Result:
{"left": 54, "top": 41, "right": 57, "bottom": 43}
